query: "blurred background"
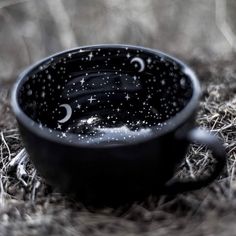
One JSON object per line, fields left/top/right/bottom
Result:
{"left": 0, "top": 0, "right": 235, "bottom": 83}
{"left": 0, "top": 2, "right": 236, "bottom": 235}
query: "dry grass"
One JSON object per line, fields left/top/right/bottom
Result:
{"left": 0, "top": 59, "right": 235, "bottom": 236}
{"left": 0, "top": 0, "right": 236, "bottom": 235}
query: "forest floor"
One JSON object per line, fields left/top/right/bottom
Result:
{"left": 0, "top": 58, "right": 236, "bottom": 236}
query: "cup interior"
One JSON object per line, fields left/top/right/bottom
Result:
{"left": 16, "top": 46, "right": 194, "bottom": 145}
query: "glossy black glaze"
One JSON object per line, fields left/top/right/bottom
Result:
{"left": 11, "top": 45, "right": 226, "bottom": 206}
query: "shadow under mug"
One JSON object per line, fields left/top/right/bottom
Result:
{"left": 11, "top": 44, "right": 226, "bottom": 206}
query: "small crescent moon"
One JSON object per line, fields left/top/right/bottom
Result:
{"left": 130, "top": 57, "right": 145, "bottom": 72}
{"left": 58, "top": 104, "right": 72, "bottom": 123}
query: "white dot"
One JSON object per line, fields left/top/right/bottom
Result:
{"left": 27, "top": 90, "right": 32, "bottom": 96}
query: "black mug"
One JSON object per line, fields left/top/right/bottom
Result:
{"left": 11, "top": 44, "right": 226, "bottom": 206}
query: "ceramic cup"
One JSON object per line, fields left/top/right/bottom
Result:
{"left": 11, "top": 45, "right": 226, "bottom": 206}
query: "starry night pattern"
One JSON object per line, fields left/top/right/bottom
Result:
{"left": 18, "top": 46, "right": 193, "bottom": 145}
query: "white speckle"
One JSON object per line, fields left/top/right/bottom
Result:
{"left": 161, "top": 80, "right": 166, "bottom": 85}
{"left": 88, "top": 96, "right": 96, "bottom": 103}
{"left": 125, "top": 94, "right": 130, "bottom": 100}
{"left": 147, "top": 58, "right": 152, "bottom": 64}
{"left": 41, "top": 92, "right": 46, "bottom": 98}
{"left": 80, "top": 78, "right": 85, "bottom": 85}
{"left": 27, "top": 90, "right": 32, "bottom": 96}
{"left": 88, "top": 52, "right": 93, "bottom": 60}
{"left": 180, "top": 78, "right": 186, "bottom": 88}
{"left": 87, "top": 117, "right": 99, "bottom": 124}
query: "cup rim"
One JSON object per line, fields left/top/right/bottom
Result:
{"left": 11, "top": 44, "right": 201, "bottom": 148}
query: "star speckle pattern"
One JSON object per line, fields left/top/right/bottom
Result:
{"left": 88, "top": 96, "right": 96, "bottom": 104}
{"left": 88, "top": 52, "right": 93, "bottom": 61}
{"left": 18, "top": 46, "right": 192, "bottom": 145}
{"left": 80, "top": 78, "right": 85, "bottom": 86}
{"left": 125, "top": 94, "right": 130, "bottom": 101}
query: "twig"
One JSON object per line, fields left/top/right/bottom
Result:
{"left": 0, "top": 174, "right": 5, "bottom": 207}
{"left": 7, "top": 148, "right": 27, "bottom": 171}
{"left": 1, "top": 132, "right": 11, "bottom": 160}
{"left": 31, "top": 180, "right": 40, "bottom": 203}
{"left": 8, "top": 148, "right": 29, "bottom": 187}
{"left": 211, "top": 123, "right": 236, "bottom": 132}
{"left": 16, "top": 151, "right": 29, "bottom": 187}
{"left": 228, "top": 154, "right": 236, "bottom": 199}
{"left": 185, "top": 156, "right": 195, "bottom": 179}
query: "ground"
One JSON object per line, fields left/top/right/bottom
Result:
{"left": 0, "top": 57, "right": 236, "bottom": 236}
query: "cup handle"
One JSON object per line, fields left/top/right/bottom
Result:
{"left": 163, "top": 128, "right": 226, "bottom": 194}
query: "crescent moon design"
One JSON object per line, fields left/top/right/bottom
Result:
{"left": 58, "top": 104, "right": 72, "bottom": 123}
{"left": 130, "top": 57, "right": 145, "bottom": 72}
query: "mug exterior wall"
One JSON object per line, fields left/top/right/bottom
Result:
{"left": 17, "top": 115, "right": 194, "bottom": 205}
